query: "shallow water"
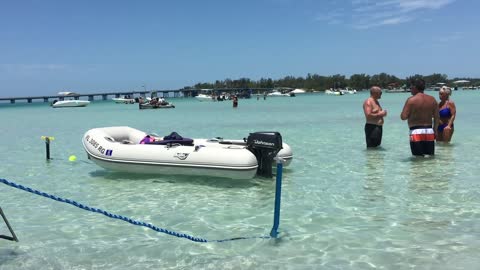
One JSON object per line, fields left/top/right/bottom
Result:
{"left": 1, "top": 91, "right": 480, "bottom": 269}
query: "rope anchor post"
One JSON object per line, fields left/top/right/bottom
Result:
{"left": 270, "top": 157, "right": 285, "bottom": 238}
{"left": 41, "top": 136, "right": 55, "bottom": 160}
{"left": 0, "top": 207, "right": 19, "bottom": 242}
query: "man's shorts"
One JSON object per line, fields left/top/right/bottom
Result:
{"left": 365, "top": 123, "right": 382, "bottom": 147}
{"left": 409, "top": 126, "right": 435, "bottom": 156}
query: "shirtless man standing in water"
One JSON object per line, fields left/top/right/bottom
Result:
{"left": 363, "top": 86, "right": 387, "bottom": 147}
{"left": 401, "top": 78, "right": 439, "bottom": 156}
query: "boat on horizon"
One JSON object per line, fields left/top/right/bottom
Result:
{"left": 51, "top": 92, "right": 90, "bottom": 108}
{"left": 385, "top": 88, "right": 409, "bottom": 93}
{"left": 325, "top": 89, "right": 343, "bottom": 95}
{"left": 194, "top": 93, "right": 214, "bottom": 101}
{"left": 51, "top": 99, "right": 90, "bottom": 108}
{"left": 112, "top": 96, "right": 135, "bottom": 104}
{"left": 267, "top": 90, "right": 292, "bottom": 97}
{"left": 290, "top": 89, "right": 307, "bottom": 94}
{"left": 139, "top": 102, "right": 175, "bottom": 109}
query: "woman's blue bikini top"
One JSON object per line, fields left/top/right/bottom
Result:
{"left": 439, "top": 101, "right": 452, "bottom": 118}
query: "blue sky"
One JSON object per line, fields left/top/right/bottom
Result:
{"left": 1, "top": 0, "right": 478, "bottom": 96}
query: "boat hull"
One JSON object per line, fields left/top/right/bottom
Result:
{"left": 267, "top": 91, "right": 291, "bottom": 97}
{"left": 87, "top": 154, "right": 257, "bottom": 179}
{"left": 112, "top": 98, "right": 135, "bottom": 104}
{"left": 194, "top": 94, "right": 213, "bottom": 102}
{"left": 139, "top": 103, "right": 175, "bottom": 109}
{"left": 52, "top": 100, "right": 90, "bottom": 108}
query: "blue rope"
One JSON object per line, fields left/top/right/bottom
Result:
{"left": 0, "top": 178, "right": 270, "bottom": 243}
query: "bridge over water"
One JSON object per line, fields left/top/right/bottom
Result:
{"left": 0, "top": 88, "right": 276, "bottom": 104}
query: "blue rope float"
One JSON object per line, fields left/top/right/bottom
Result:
{"left": 0, "top": 178, "right": 270, "bottom": 243}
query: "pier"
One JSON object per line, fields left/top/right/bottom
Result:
{"left": 0, "top": 88, "right": 276, "bottom": 104}
{"left": 0, "top": 91, "right": 151, "bottom": 104}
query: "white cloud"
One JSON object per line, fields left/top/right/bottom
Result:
{"left": 433, "top": 31, "right": 464, "bottom": 43}
{"left": 398, "top": 0, "right": 455, "bottom": 12}
{"left": 381, "top": 16, "right": 412, "bottom": 25}
{"left": 314, "top": 9, "right": 345, "bottom": 25}
{"left": 351, "top": 0, "right": 456, "bottom": 29}
{"left": 313, "top": 0, "right": 455, "bottom": 29}
{"left": 0, "top": 64, "right": 69, "bottom": 71}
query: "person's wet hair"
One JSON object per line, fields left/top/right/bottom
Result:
{"left": 413, "top": 78, "right": 425, "bottom": 91}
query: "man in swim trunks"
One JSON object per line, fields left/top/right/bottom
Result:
{"left": 400, "top": 78, "right": 439, "bottom": 156}
{"left": 363, "top": 86, "right": 387, "bottom": 147}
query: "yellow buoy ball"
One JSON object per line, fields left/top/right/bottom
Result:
{"left": 69, "top": 155, "right": 77, "bottom": 162}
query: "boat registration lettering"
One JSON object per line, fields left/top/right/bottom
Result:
{"left": 85, "top": 135, "right": 110, "bottom": 155}
{"left": 88, "top": 137, "right": 100, "bottom": 149}
{"left": 97, "top": 145, "right": 106, "bottom": 154}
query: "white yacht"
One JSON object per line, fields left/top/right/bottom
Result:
{"left": 51, "top": 92, "right": 90, "bottom": 108}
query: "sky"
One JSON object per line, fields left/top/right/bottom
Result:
{"left": 1, "top": 0, "right": 479, "bottom": 96}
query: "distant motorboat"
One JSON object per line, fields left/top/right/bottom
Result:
{"left": 139, "top": 97, "right": 175, "bottom": 109}
{"left": 325, "top": 89, "right": 342, "bottom": 95}
{"left": 386, "top": 88, "right": 408, "bottom": 93}
{"left": 194, "top": 93, "right": 214, "bottom": 102}
{"left": 112, "top": 97, "right": 135, "bottom": 104}
{"left": 290, "top": 89, "right": 306, "bottom": 94}
{"left": 57, "top": 91, "right": 78, "bottom": 96}
{"left": 51, "top": 91, "right": 90, "bottom": 107}
{"left": 139, "top": 102, "right": 175, "bottom": 109}
{"left": 51, "top": 99, "right": 90, "bottom": 108}
{"left": 339, "top": 88, "right": 357, "bottom": 95}
{"left": 267, "top": 91, "right": 291, "bottom": 97}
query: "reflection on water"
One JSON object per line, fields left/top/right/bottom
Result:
{"left": 88, "top": 170, "right": 259, "bottom": 189}
{"left": 0, "top": 249, "right": 23, "bottom": 267}
{"left": 407, "top": 144, "right": 454, "bottom": 193}
{"left": 363, "top": 148, "right": 386, "bottom": 202}
{"left": 402, "top": 144, "right": 457, "bottom": 232}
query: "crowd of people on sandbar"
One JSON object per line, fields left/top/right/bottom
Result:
{"left": 363, "top": 78, "right": 456, "bottom": 157}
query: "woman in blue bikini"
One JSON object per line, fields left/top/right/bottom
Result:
{"left": 437, "top": 86, "right": 456, "bottom": 142}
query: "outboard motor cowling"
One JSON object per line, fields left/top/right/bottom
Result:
{"left": 247, "top": 132, "right": 283, "bottom": 177}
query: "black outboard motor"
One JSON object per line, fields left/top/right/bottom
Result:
{"left": 247, "top": 132, "right": 283, "bottom": 178}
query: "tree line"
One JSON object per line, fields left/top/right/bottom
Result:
{"left": 183, "top": 73, "right": 479, "bottom": 91}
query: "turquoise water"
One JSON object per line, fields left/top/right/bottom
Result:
{"left": 1, "top": 92, "right": 479, "bottom": 269}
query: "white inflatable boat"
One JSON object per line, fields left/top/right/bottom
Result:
{"left": 82, "top": 127, "right": 293, "bottom": 179}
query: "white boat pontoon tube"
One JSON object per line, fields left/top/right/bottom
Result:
{"left": 82, "top": 127, "right": 293, "bottom": 179}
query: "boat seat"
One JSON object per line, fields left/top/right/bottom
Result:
{"left": 149, "top": 138, "right": 194, "bottom": 146}
{"left": 147, "top": 131, "right": 194, "bottom": 146}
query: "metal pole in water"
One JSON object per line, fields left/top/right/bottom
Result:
{"left": 46, "top": 137, "right": 50, "bottom": 160}
{"left": 41, "top": 136, "right": 54, "bottom": 160}
{"left": 270, "top": 157, "right": 284, "bottom": 238}
{"left": 0, "top": 207, "right": 18, "bottom": 242}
